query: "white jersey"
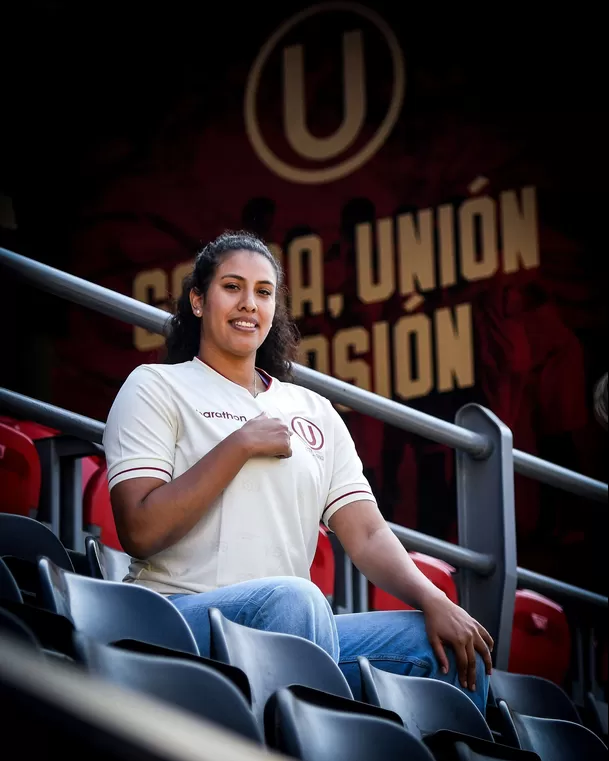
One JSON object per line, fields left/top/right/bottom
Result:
{"left": 102, "top": 357, "right": 376, "bottom": 595}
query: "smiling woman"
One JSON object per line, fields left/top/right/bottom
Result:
{"left": 101, "top": 229, "right": 493, "bottom": 713}
{"left": 164, "top": 230, "right": 299, "bottom": 383}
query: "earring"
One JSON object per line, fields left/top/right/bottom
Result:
{"left": 195, "top": 309, "right": 201, "bottom": 316}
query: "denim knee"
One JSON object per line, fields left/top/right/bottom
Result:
{"left": 256, "top": 577, "right": 339, "bottom": 662}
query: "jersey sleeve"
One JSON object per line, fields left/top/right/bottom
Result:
{"left": 103, "top": 365, "right": 177, "bottom": 490}
{"left": 322, "top": 403, "right": 377, "bottom": 528}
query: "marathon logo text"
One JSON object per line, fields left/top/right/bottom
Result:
{"left": 198, "top": 410, "right": 247, "bottom": 422}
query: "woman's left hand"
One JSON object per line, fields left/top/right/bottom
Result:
{"left": 422, "top": 591, "right": 494, "bottom": 692}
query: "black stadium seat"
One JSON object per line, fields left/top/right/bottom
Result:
{"left": 359, "top": 656, "right": 494, "bottom": 740}
{"left": 271, "top": 686, "right": 436, "bottom": 761}
{"left": 0, "top": 513, "right": 74, "bottom": 598}
{"left": 0, "top": 514, "right": 74, "bottom": 571}
{"left": 209, "top": 606, "right": 352, "bottom": 725}
{"left": 498, "top": 700, "right": 607, "bottom": 760}
{"left": 74, "top": 635, "right": 263, "bottom": 744}
{"left": 0, "top": 556, "right": 23, "bottom": 603}
{"left": 38, "top": 556, "right": 199, "bottom": 655}
{"left": 84, "top": 535, "right": 131, "bottom": 582}
{"left": 490, "top": 670, "right": 581, "bottom": 723}
{"left": 358, "top": 657, "right": 542, "bottom": 760}
{"left": 0, "top": 607, "right": 42, "bottom": 651}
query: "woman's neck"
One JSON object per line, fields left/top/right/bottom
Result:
{"left": 198, "top": 344, "right": 257, "bottom": 390}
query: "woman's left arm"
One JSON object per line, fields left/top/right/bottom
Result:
{"left": 328, "top": 499, "right": 494, "bottom": 690}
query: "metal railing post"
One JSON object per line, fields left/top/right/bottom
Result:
{"left": 455, "top": 404, "right": 518, "bottom": 670}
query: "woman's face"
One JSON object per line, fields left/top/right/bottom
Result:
{"left": 191, "top": 249, "right": 278, "bottom": 360}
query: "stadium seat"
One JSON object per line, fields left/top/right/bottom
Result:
{"left": 74, "top": 635, "right": 263, "bottom": 744}
{"left": 270, "top": 685, "right": 437, "bottom": 761}
{"left": 209, "top": 606, "right": 352, "bottom": 726}
{"left": 369, "top": 551, "right": 458, "bottom": 611}
{"left": 498, "top": 700, "right": 607, "bottom": 759}
{"left": 0, "top": 422, "right": 41, "bottom": 517}
{"left": 490, "top": 670, "right": 581, "bottom": 724}
{"left": 0, "top": 597, "right": 76, "bottom": 657}
{"left": 358, "top": 659, "right": 544, "bottom": 759}
{"left": 0, "top": 414, "right": 107, "bottom": 524}
{"left": 83, "top": 464, "right": 122, "bottom": 550}
{"left": 0, "top": 631, "right": 264, "bottom": 761}
{"left": 0, "top": 606, "right": 42, "bottom": 650}
{"left": 509, "top": 589, "right": 571, "bottom": 686}
{"left": 80, "top": 454, "right": 103, "bottom": 492}
{"left": 0, "top": 556, "right": 23, "bottom": 603}
{"left": 0, "top": 514, "right": 74, "bottom": 570}
{"left": 0, "top": 513, "right": 73, "bottom": 569}
{"left": 85, "top": 536, "right": 130, "bottom": 582}
{"left": 0, "top": 416, "right": 57, "bottom": 441}
{"left": 310, "top": 525, "right": 334, "bottom": 600}
{"left": 38, "top": 556, "right": 199, "bottom": 655}
{"left": 359, "top": 656, "right": 493, "bottom": 740}
{"left": 0, "top": 513, "right": 74, "bottom": 598}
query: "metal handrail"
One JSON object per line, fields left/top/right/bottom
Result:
{"left": 2, "top": 246, "right": 606, "bottom": 503}
{"left": 388, "top": 522, "right": 496, "bottom": 576}
{"left": 0, "top": 388, "right": 105, "bottom": 443}
{"left": 2, "top": 386, "right": 606, "bottom": 612}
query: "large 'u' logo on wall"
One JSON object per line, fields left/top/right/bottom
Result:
{"left": 244, "top": 2, "right": 405, "bottom": 185}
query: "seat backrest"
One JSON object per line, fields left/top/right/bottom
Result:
{"left": 272, "top": 687, "right": 436, "bottom": 761}
{"left": 83, "top": 466, "right": 122, "bottom": 551}
{"left": 310, "top": 526, "right": 335, "bottom": 599}
{"left": 38, "top": 557, "right": 199, "bottom": 655}
{"left": 0, "top": 417, "right": 58, "bottom": 441}
{"left": 491, "top": 670, "right": 581, "bottom": 723}
{"left": 0, "top": 514, "right": 74, "bottom": 571}
{"left": 358, "top": 657, "right": 493, "bottom": 742}
{"left": 0, "top": 607, "right": 42, "bottom": 651}
{"left": 0, "top": 557, "right": 23, "bottom": 603}
{"left": 0, "top": 597, "right": 76, "bottom": 657}
{"left": 0, "top": 423, "right": 41, "bottom": 517}
{"left": 369, "top": 551, "right": 458, "bottom": 611}
{"left": 509, "top": 589, "right": 571, "bottom": 685}
{"left": 208, "top": 607, "right": 352, "bottom": 725}
{"left": 74, "top": 635, "right": 262, "bottom": 744}
{"left": 85, "top": 536, "right": 131, "bottom": 582}
{"left": 506, "top": 704, "right": 607, "bottom": 761}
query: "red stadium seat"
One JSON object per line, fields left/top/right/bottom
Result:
{"left": 0, "top": 423, "right": 41, "bottom": 517}
{"left": 0, "top": 416, "right": 100, "bottom": 491}
{"left": 81, "top": 455, "right": 103, "bottom": 492}
{"left": 82, "top": 465, "right": 122, "bottom": 551}
{"left": 0, "top": 415, "right": 58, "bottom": 441}
{"left": 509, "top": 589, "right": 571, "bottom": 686}
{"left": 310, "top": 525, "right": 335, "bottom": 599}
{"left": 370, "top": 552, "right": 458, "bottom": 611}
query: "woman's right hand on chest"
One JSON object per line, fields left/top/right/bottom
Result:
{"left": 237, "top": 412, "right": 293, "bottom": 459}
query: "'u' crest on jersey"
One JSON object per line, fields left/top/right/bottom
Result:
{"left": 291, "top": 417, "right": 325, "bottom": 450}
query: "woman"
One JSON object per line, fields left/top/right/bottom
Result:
{"left": 103, "top": 231, "right": 493, "bottom": 711}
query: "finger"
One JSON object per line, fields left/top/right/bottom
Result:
{"left": 466, "top": 641, "right": 477, "bottom": 692}
{"left": 428, "top": 634, "right": 449, "bottom": 675}
{"left": 475, "top": 631, "right": 493, "bottom": 675}
{"left": 477, "top": 623, "right": 494, "bottom": 653}
{"left": 454, "top": 643, "right": 469, "bottom": 690}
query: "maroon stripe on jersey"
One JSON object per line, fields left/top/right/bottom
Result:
{"left": 108, "top": 466, "right": 172, "bottom": 485}
{"left": 322, "top": 490, "right": 374, "bottom": 517}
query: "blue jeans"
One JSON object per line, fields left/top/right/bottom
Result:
{"left": 169, "top": 576, "right": 489, "bottom": 714}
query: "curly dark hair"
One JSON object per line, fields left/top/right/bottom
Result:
{"left": 164, "top": 230, "right": 299, "bottom": 381}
